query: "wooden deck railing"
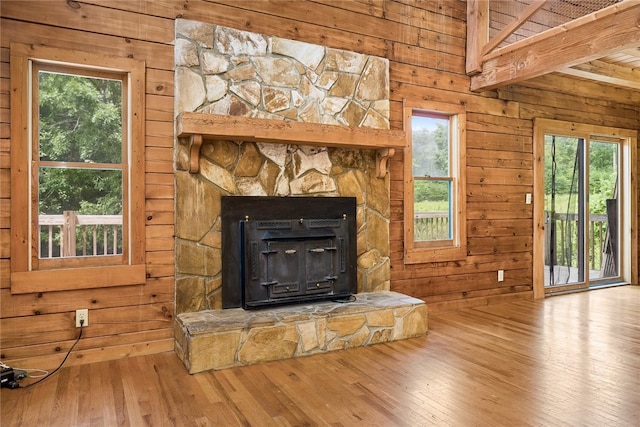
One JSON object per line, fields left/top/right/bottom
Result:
{"left": 545, "top": 212, "right": 609, "bottom": 271}
{"left": 414, "top": 212, "right": 450, "bottom": 241}
{"left": 39, "top": 211, "right": 123, "bottom": 258}
{"left": 416, "top": 211, "right": 610, "bottom": 271}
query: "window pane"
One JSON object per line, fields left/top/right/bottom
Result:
{"left": 38, "top": 71, "right": 122, "bottom": 164}
{"left": 589, "top": 140, "right": 619, "bottom": 280}
{"left": 38, "top": 168, "right": 123, "bottom": 258}
{"left": 413, "top": 180, "right": 452, "bottom": 241}
{"left": 39, "top": 167, "right": 122, "bottom": 215}
{"left": 411, "top": 115, "right": 449, "bottom": 177}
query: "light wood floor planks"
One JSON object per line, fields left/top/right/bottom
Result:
{"left": 2, "top": 286, "right": 639, "bottom": 426}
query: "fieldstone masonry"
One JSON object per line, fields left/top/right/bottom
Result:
{"left": 175, "top": 291, "right": 428, "bottom": 373}
{"left": 173, "top": 21, "right": 427, "bottom": 371}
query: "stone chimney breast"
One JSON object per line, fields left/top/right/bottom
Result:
{"left": 175, "top": 20, "right": 392, "bottom": 313}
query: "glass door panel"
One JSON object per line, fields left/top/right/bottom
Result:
{"left": 588, "top": 140, "right": 619, "bottom": 281}
{"left": 544, "top": 135, "right": 585, "bottom": 288}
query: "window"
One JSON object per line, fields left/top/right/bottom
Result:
{"left": 404, "top": 100, "right": 466, "bottom": 264}
{"left": 10, "top": 43, "right": 146, "bottom": 293}
{"left": 35, "top": 64, "right": 126, "bottom": 267}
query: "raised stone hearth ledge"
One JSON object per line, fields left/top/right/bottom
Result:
{"left": 174, "top": 291, "right": 427, "bottom": 373}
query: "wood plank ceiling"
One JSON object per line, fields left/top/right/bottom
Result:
{"left": 467, "top": 0, "right": 640, "bottom": 92}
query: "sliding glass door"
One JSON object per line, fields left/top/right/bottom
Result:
{"left": 535, "top": 119, "right": 635, "bottom": 296}
{"left": 544, "top": 136, "right": 620, "bottom": 290}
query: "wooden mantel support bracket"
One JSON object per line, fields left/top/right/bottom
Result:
{"left": 376, "top": 148, "right": 395, "bottom": 178}
{"left": 186, "top": 134, "right": 203, "bottom": 173}
{"left": 176, "top": 112, "right": 407, "bottom": 179}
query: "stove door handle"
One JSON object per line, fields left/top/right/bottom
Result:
{"left": 260, "top": 280, "right": 278, "bottom": 286}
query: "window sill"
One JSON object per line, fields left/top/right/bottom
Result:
{"left": 10, "top": 264, "right": 146, "bottom": 294}
{"left": 404, "top": 245, "right": 467, "bottom": 264}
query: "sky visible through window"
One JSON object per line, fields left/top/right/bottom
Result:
{"left": 412, "top": 115, "right": 446, "bottom": 132}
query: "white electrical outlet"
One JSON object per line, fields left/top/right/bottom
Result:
{"left": 525, "top": 193, "right": 532, "bottom": 204}
{"left": 75, "top": 309, "right": 89, "bottom": 327}
{"left": 497, "top": 270, "right": 504, "bottom": 282}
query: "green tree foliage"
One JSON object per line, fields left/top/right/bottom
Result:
{"left": 589, "top": 141, "right": 618, "bottom": 214}
{"left": 412, "top": 120, "right": 449, "bottom": 203}
{"left": 412, "top": 122, "right": 448, "bottom": 177}
{"left": 38, "top": 71, "right": 123, "bottom": 216}
{"left": 544, "top": 135, "right": 617, "bottom": 215}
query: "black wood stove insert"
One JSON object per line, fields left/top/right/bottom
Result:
{"left": 221, "top": 196, "right": 357, "bottom": 309}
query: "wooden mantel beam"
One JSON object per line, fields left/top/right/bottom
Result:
{"left": 176, "top": 112, "right": 407, "bottom": 178}
{"left": 470, "top": 1, "right": 640, "bottom": 92}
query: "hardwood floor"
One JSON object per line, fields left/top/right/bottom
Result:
{"left": 2, "top": 286, "right": 639, "bottom": 426}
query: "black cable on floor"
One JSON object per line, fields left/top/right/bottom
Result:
{"left": 19, "top": 323, "right": 83, "bottom": 389}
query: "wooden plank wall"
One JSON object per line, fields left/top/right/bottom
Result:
{"left": 0, "top": 0, "right": 638, "bottom": 366}
{"left": 0, "top": 0, "right": 179, "bottom": 369}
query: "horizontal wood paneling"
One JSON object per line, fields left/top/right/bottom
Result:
{"left": 0, "top": 333, "right": 174, "bottom": 371}
{"left": 146, "top": 121, "right": 174, "bottom": 147}
{"left": 468, "top": 219, "right": 532, "bottom": 237}
{"left": 146, "top": 68, "right": 174, "bottom": 96}
{"left": 466, "top": 148, "right": 533, "bottom": 169}
{"left": 146, "top": 94, "right": 173, "bottom": 122}
{"left": 382, "top": 0, "right": 638, "bottom": 308}
{"left": 392, "top": 252, "right": 533, "bottom": 279}
{"left": 0, "top": 19, "right": 174, "bottom": 71}
{"left": 0, "top": 277, "right": 174, "bottom": 318}
{"left": 145, "top": 213, "right": 175, "bottom": 227}
{"left": 184, "top": 1, "right": 391, "bottom": 57}
{"left": 0, "top": 260, "right": 9, "bottom": 288}
{"left": 212, "top": 0, "right": 420, "bottom": 45}
{"left": 467, "top": 185, "right": 533, "bottom": 203}
{"left": 0, "top": 0, "right": 177, "bottom": 367}
{"left": 0, "top": 199, "right": 8, "bottom": 229}
{"left": 0, "top": 302, "right": 173, "bottom": 349}
{"left": 0, "top": 123, "right": 10, "bottom": 139}
{"left": 146, "top": 251, "right": 176, "bottom": 278}
{"left": 0, "top": 1, "right": 175, "bottom": 44}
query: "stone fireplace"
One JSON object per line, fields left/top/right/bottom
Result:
{"left": 172, "top": 20, "right": 427, "bottom": 372}
{"left": 173, "top": 19, "right": 395, "bottom": 314}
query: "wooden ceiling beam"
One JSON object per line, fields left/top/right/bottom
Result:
{"left": 619, "top": 47, "right": 640, "bottom": 61}
{"left": 559, "top": 60, "right": 640, "bottom": 90}
{"left": 466, "top": 0, "right": 489, "bottom": 75}
{"left": 481, "top": 0, "right": 548, "bottom": 57}
{"left": 470, "top": 1, "right": 640, "bottom": 92}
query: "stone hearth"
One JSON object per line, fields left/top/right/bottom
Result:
{"left": 175, "top": 291, "right": 427, "bottom": 373}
